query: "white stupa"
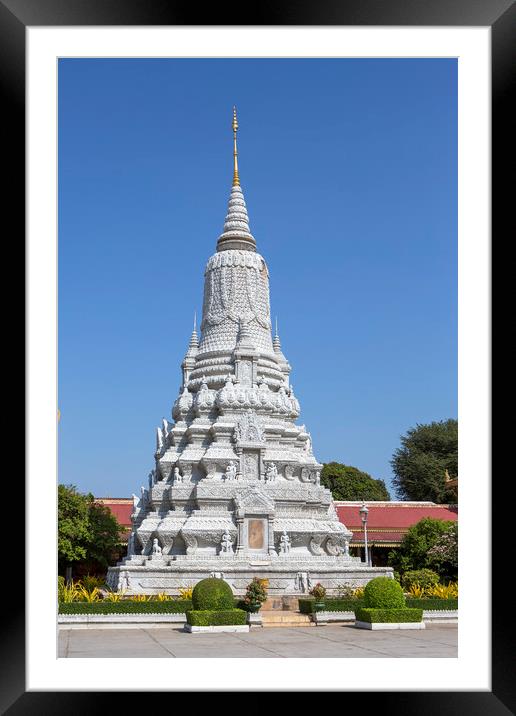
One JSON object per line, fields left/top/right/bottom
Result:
{"left": 107, "top": 108, "right": 392, "bottom": 595}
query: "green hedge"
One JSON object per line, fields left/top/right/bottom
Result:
{"left": 406, "top": 598, "right": 457, "bottom": 611}
{"left": 364, "top": 577, "right": 405, "bottom": 608}
{"left": 186, "top": 609, "right": 247, "bottom": 626}
{"left": 299, "top": 598, "right": 364, "bottom": 614}
{"left": 192, "top": 578, "right": 234, "bottom": 611}
{"left": 355, "top": 607, "right": 423, "bottom": 623}
{"left": 299, "top": 598, "right": 457, "bottom": 614}
{"left": 59, "top": 600, "right": 192, "bottom": 614}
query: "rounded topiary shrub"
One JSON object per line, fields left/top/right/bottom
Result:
{"left": 192, "top": 578, "right": 234, "bottom": 611}
{"left": 364, "top": 577, "right": 405, "bottom": 608}
{"left": 402, "top": 569, "right": 440, "bottom": 592}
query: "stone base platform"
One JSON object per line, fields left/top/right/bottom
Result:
{"left": 107, "top": 558, "right": 393, "bottom": 597}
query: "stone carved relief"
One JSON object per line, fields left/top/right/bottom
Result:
{"left": 202, "top": 251, "right": 270, "bottom": 330}
{"left": 182, "top": 534, "right": 198, "bottom": 554}
{"left": 295, "top": 572, "right": 312, "bottom": 593}
{"left": 244, "top": 452, "right": 259, "bottom": 481}
{"left": 240, "top": 361, "right": 252, "bottom": 385}
{"left": 325, "top": 537, "right": 343, "bottom": 556}
{"left": 284, "top": 465, "right": 296, "bottom": 481}
{"left": 309, "top": 536, "right": 324, "bottom": 555}
{"left": 233, "top": 411, "right": 265, "bottom": 444}
{"left": 300, "top": 467, "right": 312, "bottom": 483}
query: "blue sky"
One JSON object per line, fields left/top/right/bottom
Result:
{"left": 58, "top": 58, "right": 457, "bottom": 498}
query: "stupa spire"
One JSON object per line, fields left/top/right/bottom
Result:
{"left": 217, "top": 107, "right": 256, "bottom": 253}
{"left": 273, "top": 317, "right": 282, "bottom": 353}
{"left": 186, "top": 312, "right": 199, "bottom": 356}
{"left": 232, "top": 106, "right": 240, "bottom": 187}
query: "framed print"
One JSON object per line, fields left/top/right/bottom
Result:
{"left": 3, "top": 0, "right": 512, "bottom": 710}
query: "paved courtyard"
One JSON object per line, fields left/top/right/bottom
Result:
{"left": 58, "top": 623, "right": 457, "bottom": 658}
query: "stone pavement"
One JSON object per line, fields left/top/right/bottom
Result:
{"left": 58, "top": 623, "right": 457, "bottom": 658}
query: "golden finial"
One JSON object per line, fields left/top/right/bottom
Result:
{"left": 232, "top": 105, "right": 240, "bottom": 187}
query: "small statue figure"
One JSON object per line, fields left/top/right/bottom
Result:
{"left": 225, "top": 461, "right": 237, "bottom": 481}
{"left": 220, "top": 529, "right": 234, "bottom": 554}
{"left": 127, "top": 531, "right": 136, "bottom": 557}
{"left": 280, "top": 530, "right": 291, "bottom": 554}
{"left": 304, "top": 433, "right": 313, "bottom": 454}
{"left": 148, "top": 471, "right": 154, "bottom": 489}
{"left": 173, "top": 466, "right": 183, "bottom": 484}
{"left": 265, "top": 462, "right": 278, "bottom": 483}
{"left": 152, "top": 538, "right": 162, "bottom": 555}
{"left": 343, "top": 539, "right": 350, "bottom": 557}
{"left": 122, "top": 570, "right": 131, "bottom": 590}
{"left": 140, "top": 486, "right": 146, "bottom": 500}
{"left": 314, "top": 471, "right": 321, "bottom": 485}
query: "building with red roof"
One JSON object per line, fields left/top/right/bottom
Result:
{"left": 335, "top": 501, "right": 458, "bottom": 564}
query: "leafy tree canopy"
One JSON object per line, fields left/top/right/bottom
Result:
{"left": 320, "top": 462, "right": 390, "bottom": 501}
{"left": 391, "top": 419, "right": 458, "bottom": 503}
{"left": 388, "top": 517, "right": 457, "bottom": 580}
{"left": 58, "top": 484, "right": 124, "bottom": 570}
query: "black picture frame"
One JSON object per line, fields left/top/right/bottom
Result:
{"left": 5, "top": 0, "right": 510, "bottom": 711}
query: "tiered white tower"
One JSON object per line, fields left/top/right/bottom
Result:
{"left": 106, "top": 109, "right": 392, "bottom": 595}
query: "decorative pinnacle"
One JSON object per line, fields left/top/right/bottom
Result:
{"left": 232, "top": 106, "right": 240, "bottom": 187}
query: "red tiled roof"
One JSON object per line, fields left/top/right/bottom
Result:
{"left": 336, "top": 502, "right": 458, "bottom": 530}
{"left": 96, "top": 498, "right": 132, "bottom": 529}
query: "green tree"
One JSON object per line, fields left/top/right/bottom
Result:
{"left": 320, "top": 462, "right": 390, "bottom": 501}
{"left": 58, "top": 484, "right": 124, "bottom": 575}
{"left": 87, "top": 500, "right": 125, "bottom": 568}
{"left": 391, "top": 419, "right": 458, "bottom": 502}
{"left": 388, "top": 517, "right": 456, "bottom": 578}
{"left": 58, "top": 484, "right": 91, "bottom": 565}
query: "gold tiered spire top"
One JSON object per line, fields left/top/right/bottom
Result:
{"left": 217, "top": 106, "right": 256, "bottom": 252}
{"left": 232, "top": 106, "right": 240, "bottom": 187}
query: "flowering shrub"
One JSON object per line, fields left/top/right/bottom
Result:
{"left": 309, "top": 583, "right": 327, "bottom": 601}
{"left": 427, "top": 524, "right": 458, "bottom": 580}
{"left": 243, "top": 577, "right": 268, "bottom": 611}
